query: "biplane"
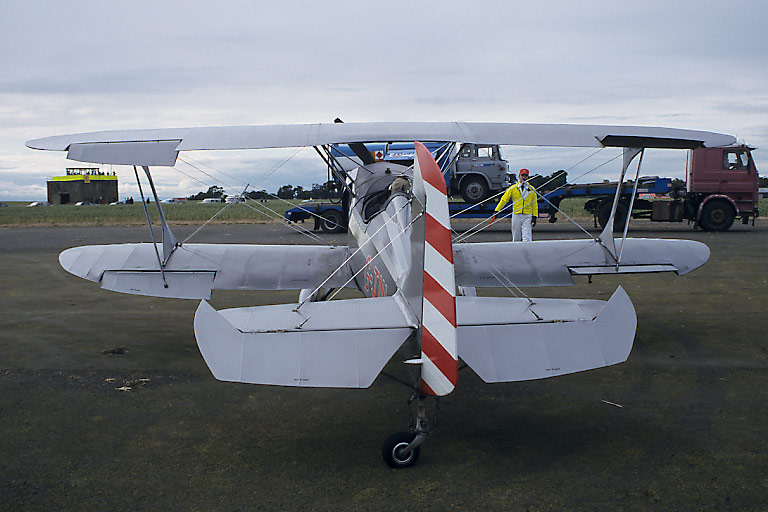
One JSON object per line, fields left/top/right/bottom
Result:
{"left": 27, "top": 122, "right": 732, "bottom": 467}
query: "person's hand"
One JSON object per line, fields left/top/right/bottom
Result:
{"left": 489, "top": 215, "right": 496, "bottom": 226}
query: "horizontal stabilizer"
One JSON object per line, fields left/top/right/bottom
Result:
{"left": 454, "top": 238, "right": 709, "bottom": 288}
{"left": 59, "top": 243, "right": 353, "bottom": 299}
{"left": 457, "top": 286, "right": 636, "bottom": 382}
{"left": 194, "top": 297, "right": 412, "bottom": 388}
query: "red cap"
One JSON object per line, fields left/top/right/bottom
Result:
{"left": 519, "top": 168, "right": 530, "bottom": 176}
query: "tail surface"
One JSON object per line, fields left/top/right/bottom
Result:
{"left": 413, "top": 141, "right": 458, "bottom": 396}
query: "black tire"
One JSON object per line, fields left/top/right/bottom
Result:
{"left": 318, "top": 209, "right": 345, "bottom": 233}
{"left": 699, "top": 199, "right": 735, "bottom": 231}
{"left": 381, "top": 432, "right": 420, "bottom": 469}
{"left": 597, "top": 200, "right": 628, "bottom": 231}
{"left": 460, "top": 176, "right": 490, "bottom": 203}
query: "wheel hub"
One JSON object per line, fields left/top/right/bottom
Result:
{"left": 710, "top": 209, "right": 725, "bottom": 223}
{"left": 466, "top": 184, "right": 482, "bottom": 200}
{"left": 392, "top": 442, "right": 413, "bottom": 464}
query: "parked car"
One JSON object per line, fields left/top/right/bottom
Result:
{"left": 26, "top": 201, "right": 51, "bottom": 207}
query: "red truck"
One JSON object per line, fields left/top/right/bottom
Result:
{"left": 684, "top": 145, "right": 760, "bottom": 230}
{"left": 579, "top": 145, "right": 760, "bottom": 231}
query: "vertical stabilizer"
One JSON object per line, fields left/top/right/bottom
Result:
{"left": 413, "top": 142, "right": 458, "bottom": 396}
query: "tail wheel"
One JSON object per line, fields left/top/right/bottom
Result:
{"left": 319, "top": 209, "right": 345, "bottom": 233}
{"left": 699, "top": 199, "right": 735, "bottom": 231}
{"left": 382, "top": 432, "right": 420, "bottom": 468}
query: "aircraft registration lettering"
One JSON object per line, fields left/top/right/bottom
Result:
{"left": 363, "top": 256, "right": 388, "bottom": 298}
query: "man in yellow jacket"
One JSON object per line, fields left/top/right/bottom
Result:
{"left": 490, "top": 168, "right": 538, "bottom": 241}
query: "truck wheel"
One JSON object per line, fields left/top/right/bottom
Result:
{"left": 460, "top": 176, "right": 490, "bottom": 203}
{"left": 319, "top": 209, "right": 346, "bottom": 233}
{"left": 699, "top": 199, "right": 735, "bottom": 231}
{"left": 597, "top": 200, "right": 628, "bottom": 231}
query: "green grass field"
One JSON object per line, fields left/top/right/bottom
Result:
{"left": 0, "top": 199, "right": 307, "bottom": 226}
{"left": 1, "top": 197, "right": 765, "bottom": 227}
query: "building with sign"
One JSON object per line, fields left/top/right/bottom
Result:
{"left": 47, "top": 168, "right": 118, "bottom": 205}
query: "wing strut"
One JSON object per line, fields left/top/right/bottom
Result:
{"left": 141, "top": 165, "right": 178, "bottom": 264}
{"left": 598, "top": 147, "right": 644, "bottom": 262}
{"left": 132, "top": 165, "right": 179, "bottom": 289}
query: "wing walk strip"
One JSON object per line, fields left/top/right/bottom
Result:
{"left": 415, "top": 141, "right": 458, "bottom": 397}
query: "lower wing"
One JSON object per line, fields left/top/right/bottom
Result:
{"left": 454, "top": 238, "right": 709, "bottom": 288}
{"left": 59, "top": 243, "right": 353, "bottom": 299}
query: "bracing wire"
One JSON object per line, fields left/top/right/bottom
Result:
{"left": 239, "top": 198, "right": 329, "bottom": 246}
{"left": 179, "top": 152, "right": 355, "bottom": 232}
{"left": 293, "top": 197, "right": 414, "bottom": 311}
{"left": 173, "top": 151, "right": 340, "bottom": 244}
{"left": 294, "top": 209, "right": 425, "bottom": 329}
{"left": 452, "top": 149, "right": 623, "bottom": 245}
{"left": 181, "top": 200, "right": 240, "bottom": 244}
{"left": 486, "top": 265, "right": 543, "bottom": 321}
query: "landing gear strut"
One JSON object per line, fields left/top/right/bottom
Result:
{"left": 381, "top": 393, "right": 435, "bottom": 468}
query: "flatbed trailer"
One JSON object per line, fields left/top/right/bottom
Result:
{"left": 286, "top": 146, "right": 760, "bottom": 233}
{"left": 284, "top": 177, "right": 672, "bottom": 232}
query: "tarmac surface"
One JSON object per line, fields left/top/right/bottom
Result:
{"left": 1, "top": 219, "right": 766, "bottom": 511}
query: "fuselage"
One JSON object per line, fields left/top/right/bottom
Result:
{"left": 346, "top": 162, "right": 414, "bottom": 301}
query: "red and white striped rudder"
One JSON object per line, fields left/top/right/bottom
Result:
{"left": 413, "top": 141, "right": 458, "bottom": 396}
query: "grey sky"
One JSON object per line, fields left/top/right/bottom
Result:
{"left": 1, "top": 0, "right": 766, "bottom": 200}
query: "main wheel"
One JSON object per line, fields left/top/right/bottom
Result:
{"left": 597, "top": 200, "right": 628, "bottom": 231}
{"left": 319, "top": 209, "right": 345, "bottom": 233}
{"left": 460, "top": 176, "right": 490, "bottom": 203}
{"left": 699, "top": 199, "right": 735, "bottom": 231}
{"left": 382, "top": 432, "right": 420, "bottom": 468}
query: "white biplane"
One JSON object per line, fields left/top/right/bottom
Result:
{"left": 27, "top": 122, "right": 731, "bottom": 467}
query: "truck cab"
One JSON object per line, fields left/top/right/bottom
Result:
{"left": 358, "top": 142, "right": 509, "bottom": 203}
{"left": 451, "top": 143, "right": 509, "bottom": 203}
{"left": 687, "top": 145, "right": 759, "bottom": 230}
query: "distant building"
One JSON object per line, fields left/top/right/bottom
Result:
{"left": 759, "top": 187, "right": 768, "bottom": 199}
{"left": 47, "top": 168, "right": 118, "bottom": 204}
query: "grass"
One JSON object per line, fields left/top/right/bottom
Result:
{"left": 0, "top": 199, "right": 308, "bottom": 226}
{"left": 1, "top": 197, "right": 765, "bottom": 227}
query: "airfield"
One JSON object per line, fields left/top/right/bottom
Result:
{"left": 1, "top": 219, "right": 766, "bottom": 510}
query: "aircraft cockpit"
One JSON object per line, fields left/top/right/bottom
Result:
{"left": 360, "top": 174, "right": 412, "bottom": 222}
{"left": 350, "top": 163, "right": 413, "bottom": 223}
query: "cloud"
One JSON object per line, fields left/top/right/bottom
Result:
{"left": 1, "top": 0, "right": 767, "bottom": 199}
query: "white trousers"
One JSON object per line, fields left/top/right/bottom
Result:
{"left": 511, "top": 213, "right": 532, "bottom": 242}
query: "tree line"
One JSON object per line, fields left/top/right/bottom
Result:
{"left": 187, "top": 181, "right": 341, "bottom": 201}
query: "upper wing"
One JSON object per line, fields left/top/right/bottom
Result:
{"left": 59, "top": 243, "right": 353, "bottom": 299}
{"left": 27, "top": 122, "right": 736, "bottom": 165}
{"left": 453, "top": 237, "right": 710, "bottom": 288}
